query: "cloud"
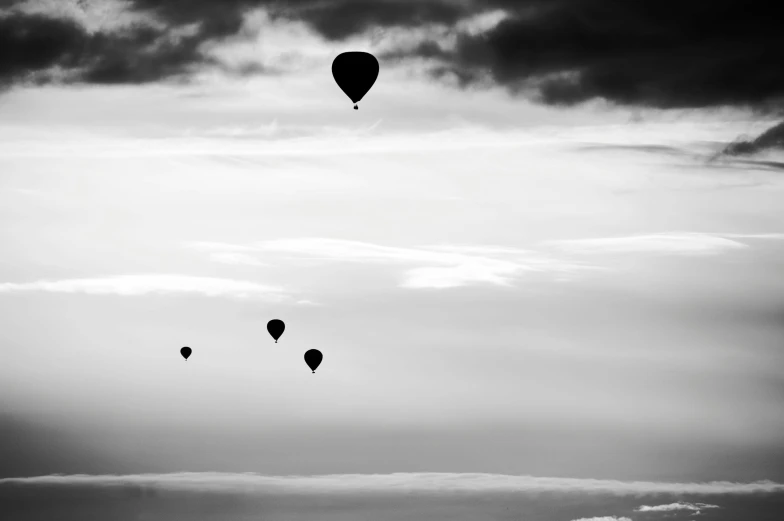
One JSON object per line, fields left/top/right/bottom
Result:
{"left": 1, "top": 472, "right": 783, "bottom": 496}
{"left": 723, "top": 121, "right": 784, "bottom": 156}
{"left": 0, "top": 274, "right": 287, "bottom": 299}
{"left": 720, "top": 233, "right": 784, "bottom": 240}
{"left": 187, "top": 238, "right": 597, "bottom": 289}
{"left": 545, "top": 232, "right": 784, "bottom": 256}
{"left": 207, "top": 252, "right": 269, "bottom": 267}
{"left": 386, "top": 0, "right": 784, "bottom": 111}
{"left": 0, "top": 0, "right": 469, "bottom": 87}
{"left": 572, "top": 517, "right": 632, "bottom": 521}
{"left": 186, "top": 241, "right": 262, "bottom": 253}
{"left": 8, "top": 0, "right": 154, "bottom": 33}
{"left": 0, "top": 2, "right": 209, "bottom": 86}
{"left": 289, "top": 0, "right": 467, "bottom": 41}
{"left": 544, "top": 233, "right": 751, "bottom": 256}
{"left": 636, "top": 502, "right": 720, "bottom": 513}
{"left": 4, "top": 0, "right": 784, "bottom": 114}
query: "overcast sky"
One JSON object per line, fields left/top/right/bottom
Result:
{"left": 1, "top": 4, "right": 784, "bottom": 521}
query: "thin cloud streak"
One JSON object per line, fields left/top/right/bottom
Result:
{"left": 0, "top": 274, "right": 288, "bottom": 300}
{"left": 636, "top": 502, "right": 720, "bottom": 512}
{"left": 544, "top": 233, "right": 755, "bottom": 256}
{"left": 1, "top": 473, "right": 783, "bottom": 496}
{"left": 572, "top": 517, "right": 632, "bottom": 521}
{"left": 0, "top": 120, "right": 752, "bottom": 159}
{"left": 186, "top": 238, "right": 598, "bottom": 289}
{"left": 208, "top": 252, "right": 270, "bottom": 267}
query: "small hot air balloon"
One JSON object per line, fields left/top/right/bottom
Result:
{"left": 332, "top": 52, "right": 379, "bottom": 110}
{"left": 267, "top": 319, "right": 285, "bottom": 343}
{"left": 304, "top": 349, "right": 322, "bottom": 373}
{"left": 180, "top": 346, "right": 192, "bottom": 360}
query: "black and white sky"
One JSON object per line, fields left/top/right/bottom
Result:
{"left": 1, "top": 1, "right": 784, "bottom": 521}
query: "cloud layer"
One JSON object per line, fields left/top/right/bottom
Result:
{"left": 544, "top": 233, "right": 748, "bottom": 256}
{"left": 572, "top": 517, "right": 631, "bottom": 521}
{"left": 544, "top": 232, "right": 784, "bottom": 256}
{"left": 2, "top": 472, "right": 783, "bottom": 496}
{"left": 0, "top": 274, "right": 287, "bottom": 300}
{"left": 636, "top": 502, "right": 720, "bottom": 513}
{"left": 188, "top": 238, "right": 596, "bottom": 289}
{"left": 390, "top": 0, "right": 784, "bottom": 110}
{"left": 3, "top": 0, "right": 783, "bottom": 112}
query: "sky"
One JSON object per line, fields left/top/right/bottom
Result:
{"left": 1, "top": 1, "right": 784, "bottom": 520}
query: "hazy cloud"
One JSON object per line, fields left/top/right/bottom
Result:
{"left": 545, "top": 232, "right": 784, "bottom": 256}
{"left": 572, "top": 517, "right": 632, "bottom": 521}
{"left": 2, "top": 472, "right": 783, "bottom": 496}
{"left": 0, "top": 274, "right": 287, "bottom": 299}
{"left": 0, "top": 0, "right": 469, "bottom": 87}
{"left": 545, "top": 233, "right": 749, "bottom": 256}
{"left": 387, "top": 0, "right": 784, "bottom": 111}
{"left": 723, "top": 121, "right": 784, "bottom": 156}
{"left": 187, "top": 238, "right": 596, "bottom": 289}
{"left": 207, "top": 252, "right": 270, "bottom": 267}
{"left": 5, "top": 0, "right": 783, "bottom": 114}
{"left": 636, "top": 502, "right": 720, "bottom": 513}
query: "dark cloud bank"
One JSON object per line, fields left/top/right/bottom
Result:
{"left": 2, "top": 0, "right": 784, "bottom": 147}
{"left": 2, "top": 473, "right": 784, "bottom": 521}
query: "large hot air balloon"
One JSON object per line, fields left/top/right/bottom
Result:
{"left": 180, "top": 346, "right": 192, "bottom": 360}
{"left": 332, "top": 52, "right": 379, "bottom": 110}
{"left": 304, "top": 349, "right": 323, "bottom": 373}
{"left": 267, "top": 319, "right": 285, "bottom": 343}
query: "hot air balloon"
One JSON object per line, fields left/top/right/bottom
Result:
{"left": 304, "top": 349, "right": 323, "bottom": 373}
{"left": 180, "top": 346, "right": 192, "bottom": 360}
{"left": 332, "top": 52, "right": 379, "bottom": 110}
{"left": 267, "top": 319, "right": 285, "bottom": 343}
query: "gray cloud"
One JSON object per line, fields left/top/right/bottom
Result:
{"left": 389, "top": 0, "right": 784, "bottom": 111}
{"left": 571, "top": 517, "right": 632, "bottom": 521}
{"left": 4, "top": 0, "right": 783, "bottom": 115}
{"left": 723, "top": 121, "right": 784, "bottom": 156}
{"left": 2, "top": 473, "right": 783, "bottom": 496}
{"left": 0, "top": 274, "right": 289, "bottom": 300}
{"left": 0, "top": 0, "right": 469, "bottom": 86}
{"left": 635, "top": 502, "right": 720, "bottom": 512}
{"left": 544, "top": 232, "right": 784, "bottom": 256}
{"left": 186, "top": 238, "right": 598, "bottom": 289}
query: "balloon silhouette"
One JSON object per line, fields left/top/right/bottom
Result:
{"left": 180, "top": 346, "right": 192, "bottom": 360}
{"left": 332, "top": 52, "right": 379, "bottom": 110}
{"left": 304, "top": 349, "right": 323, "bottom": 373}
{"left": 267, "top": 319, "right": 285, "bottom": 343}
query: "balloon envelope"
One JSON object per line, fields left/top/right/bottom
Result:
{"left": 180, "top": 346, "right": 192, "bottom": 360}
{"left": 267, "top": 319, "right": 285, "bottom": 342}
{"left": 332, "top": 52, "right": 379, "bottom": 109}
{"left": 304, "top": 349, "right": 323, "bottom": 373}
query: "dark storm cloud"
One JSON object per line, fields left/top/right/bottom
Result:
{"left": 723, "top": 121, "right": 784, "bottom": 156}
{"left": 2, "top": 0, "right": 783, "bottom": 112}
{"left": 293, "top": 0, "right": 467, "bottom": 40}
{"left": 386, "top": 0, "right": 784, "bottom": 110}
{"left": 0, "top": 10, "right": 213, "bottom": 85}
{"left": 0, "top": 0, "right": 468, "bottom": 86}
{"left": 128, "top": 0, "right": 469, "bottom": 39}
{"left": 0, "top": 13, "right": 87, "bottom": 84}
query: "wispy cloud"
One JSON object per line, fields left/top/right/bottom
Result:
{"left": 544, "top": 232, "right": 763, "bottom": 256}
{"left": 186, "top": 238, "right": 598, "bottom": 289}
{"left": 635, "top": 502, "right": 720, "bottom": 513}
{"left": 187, "top": 242, "right": 262, "bottom": 253}
{"left": 2, "top": 473, "right": 782, "bottom": 496}
{"left": 0, "top": 275, "right": 287, "bottom": 300}
{"left": 572, "top": 517, "right": 632, "bottom": 521}
{"left": 207, "top": 252, "right": 270, "bottom": 267}
{"left": 721, "top": 233, "right": 784, "bottom": 240}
